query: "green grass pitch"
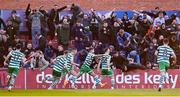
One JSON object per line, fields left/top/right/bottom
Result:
{"left": 0, "top": 89, "right": 180, "bottom": 96}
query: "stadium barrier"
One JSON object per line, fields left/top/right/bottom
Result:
{"left": 0, "top": 68, "right": 180, "bottom": 89}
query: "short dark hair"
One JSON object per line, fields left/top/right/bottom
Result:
{"left": 103, "top": 47, "right": 109, "bottom": 53}
{"left": 16, "top": 43, "right": 21, "bottom": 49}
{"left": 88, "top": 47, "right": 94, "bottom": 52}
{"left": 163, "top": 38, "right": 169, "bottom": 44}
{"left": 64, "top": 50, "right": 69, "bottom": 54}
{"left": 11, "top": 10, "right": 17, "bottom": 14}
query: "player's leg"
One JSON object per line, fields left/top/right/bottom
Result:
{"left": 101, "top": 69, "right": 114, "bottom": 89}
{"left": 64, "top": 69, "right": 78, "bottom": 88}
{"left": 48, "top": 70, "right": 61, "bottom": 90}
{"left": 110, "top": 71, "right": 115, "bottom": 89}
{"left": 7, "top": 67, "right": 19, "bottom": 91}
{"left": 164, "top": 63, "right": 174, "bottom": 88}
{"left": 66, "top": 65, "right": 86, "bottom": 88}
{"left": 89, "top": 71, "right": 106, "bottom": 89}
{"left": 158, "top": 62, "right": 166, "bottom": 91}
{"left": 7, "top": 67, "right": 12, "bottom": 86}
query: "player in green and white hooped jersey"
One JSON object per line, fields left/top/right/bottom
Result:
{"left": 4, "top": 44, "right": 26, "bottom": 91}
{"left": 48, "top": 53, "right": 67, "bottom": 90}
{"left": 68, "top": 47, "right": 106, "bottom": 89}
{"left": 63, "top": 49, "right": 80, "bottom": 89}
{"left": 155, "top": 38, "right": 176, "bottom": 92}
{"left": 97, "top": 47, "right": 115, "bottom": 89}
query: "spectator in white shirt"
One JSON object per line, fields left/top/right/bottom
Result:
{"left": 153, "top": 11, "right": 165, "bottom": 27}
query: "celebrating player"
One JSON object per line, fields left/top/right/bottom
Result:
{"left": 47, "top": 52, "right": 68, "bottom": 90}
{"left": 63, "top": 48, "right": 79, "bottom": 89}
{"left": 97, "top": 47, "right": 115, "bottom": 89}
{"left": 67, "top": 47, "right": 106, "bottom": 89}
{"left": 4, "top": 44, "right": 26, "bottom": 91}
{"left": 155, "top": 38, "right": 177, "bottom": 92}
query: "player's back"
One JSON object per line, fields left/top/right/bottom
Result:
{"left": 101, "top": 55, "right": 111, "bottom": 69}
{"left": 53, "top": 55, "right": 66, "bottom": 72}
{"left": 66, "top": 53, "right": 74, "bottom": 69}
{"left": 84, "top": 53, "right": 94, "bottom": 66}
{"left": 9, "top": 50, "right": 25, "bottom": 69}
{"left": 157, "top": 45, "right": 174, "bottom": 64}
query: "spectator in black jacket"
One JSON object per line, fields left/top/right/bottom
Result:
{"left": 47, "top": 5, "right": 68, "bottom": 39}
{"left": 99, "top": 21, "right": 113, "bottom": 46}
{"left": 8, "top": 10, "right": 21, "bottom": 37}
{"left": 0, "top": 17, "right": 6, "bottom": 30}
{"left": 36, "top": 33, "right": 46, "bottom": 52}
{"left": 70, "top": 3, "right": 84, "bottom": 25}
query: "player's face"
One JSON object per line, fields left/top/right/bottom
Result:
{"left": 90, "top": 49, "right": 94, "bottom": 53}
{"left": 107, "top": 49, "right": 110, "bottom": 53}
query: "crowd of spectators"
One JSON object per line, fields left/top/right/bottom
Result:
{"left": 0, "top": 4, "right": 180, "bottom": 71}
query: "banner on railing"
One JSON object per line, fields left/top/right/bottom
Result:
{"left": 0, "top": 68, "right": 180, "bottom": 89}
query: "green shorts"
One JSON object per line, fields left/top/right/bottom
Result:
{"left": 8, "top": 67, "right": 19, "bottom": 77}
{"left": 62, "top": 66, "right": 73, "bottom": 75}
{"left": 101, "top": 69, "right": 113, "bottom": 76}
{"left": 52, "top": 70, "right": 62, "bottom": 77}
{"left": 158, "top": 61, "right": 170, "bottom": 72}
{"left": 80, "top": 64, "right": 92, "bottom": 74}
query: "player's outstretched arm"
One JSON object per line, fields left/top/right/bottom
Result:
{"left": 171, "top": 52, "right": 177, "bottom": 66}
{"left": 94, "top": 54, "right": 105, "bottom": 57}
{"left": 22, "top": 57, "right": 28, "bottom": 66}
{"left": 4, "top": 51, "right": 11, "bottom": 66}
{"left": 97, "top": 59, "right": 102, "bottom": 73}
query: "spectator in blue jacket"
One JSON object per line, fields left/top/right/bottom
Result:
{"left": 116, "top": 26, "right": 131, "bottom": 50}
{"left": 29, "top": 9, "right": 43, "bottom": 49}
{"left": 127, "top": 50, "right": 141, "bottom": 65}
{"left": 44, "top": 41, "right": 56, "bottom": 62}
{"left": 72, "top": 21, "right": 86, "bottom": 51}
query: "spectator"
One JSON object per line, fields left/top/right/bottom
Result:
{"left": 44, "top": 41, "right": 56, "bottom": 62}
{"left": 138, "top": 17, "right": 151, "bottom": 37}
{"left": 70, "top": 3, "right": 84, "bottom": 25}
{"left": 81, "top": 14, "right": 92, "bottom": 41}
{"left": 154, "top": 23, "right": 168, "bottom": 38}
{"left": 169, "top": 35, "right": 180, "bottom": 68}
{"left": 25, "top": 3, "right": 32, "bottom": 37}
{"left": 72, "top": 21, "right": 85, "bottom": 51}
{"left": 0, "top": 17, "right": 6, "bottom": 30}
{"left": 153, "top": 11, "right": 165, "bottom": 27}
{"left": 145, "top": 43, "right": 157, "bottom": 69}
{"left": 0, "top": 30, "right": 8, "bottom": 44}
{"left": 48, "top": 5, "right": 68, "bottom": 39}
{"left": 126, "top": 52, "right": 146, "bottom": 71}
{"left": 76, "top": 49, "right": 88, "bottom": 66}
{"left": 39, "top": 6, "right": 49, "bottom": 37}
{"left": 0, "top": 44, "right": 7, "bottom": 67}
{"left": 111, "top": 51, "right": 128, "bottom": 72}
{"left": 7, "top": 10, "right": 21, "bottom": 37}
{"left": 24, "top": 43, "right": 34, "bottom": 57}
{"left": 36, "top": 33, "right": 47, "bottom": 52}
{"left": 127, "top": 50, "right": 141, "bottom": 65}
{"left": 176, "top": 24, "right": 180, "bottom": 41}
{"left": 89, "top": 9, "right": 101, "bottom": 40}
{"left": 116, "top": 26, "right": 131, "bottom": 51}
{"left": 30, "top": 50, "right": 49, "bottom": 69}
{"left": 23, "top": 43, "right": 34, "bottom": 68}
{"left": 57, "top": 18, "right": 70, "bottom": 48}
{"left": 6, "top": 20, "right": 16, "bottom": 47}
{"left": 99, "top": 21, "right": 113, "bottom": 46}
{"left": 122, "top": 13, "right": 131, "bottom": 33}
{"left": 29, "top": 9, "right": 43, "bottom": 49}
